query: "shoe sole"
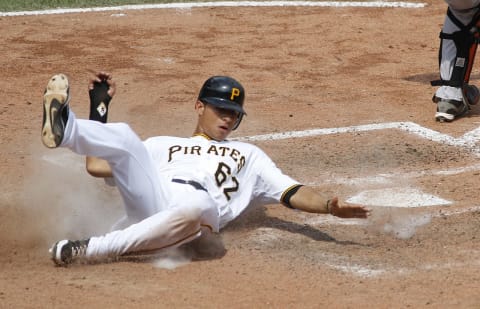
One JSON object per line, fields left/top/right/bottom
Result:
{"left": 41, "top": 74, "right": 70, "bottom": 148}
{"left": 435, "top": 112, "right": 455, "bottom": 122}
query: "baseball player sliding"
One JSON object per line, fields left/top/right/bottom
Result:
{"left": 42, "top": 72, "right": 370, "bottom": 266}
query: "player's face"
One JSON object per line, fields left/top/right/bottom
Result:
{"left": 195, "top": 101, "right": 239, "bottom": 141}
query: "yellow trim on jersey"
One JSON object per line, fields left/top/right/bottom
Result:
{"left": 280, "top": 184, "right": 300, "bottom": 201}
{"left": 192, "top": 133, "right": 212, "bottom": 140}
{"left": 280, "top": 184, "right": 303, "bottom": 208}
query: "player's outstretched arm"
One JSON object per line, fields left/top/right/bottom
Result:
{"left": 289, "top": 186, "right": 370, "bottom": 219}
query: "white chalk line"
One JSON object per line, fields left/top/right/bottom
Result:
{"left": 237, "top": 121, "right": 480, "bottom": 155}
{"left": 302, "top": 162, "right": 480, "bottom": 189}
{"left": 0, "top": 1, "right": 426, "bottom": 17}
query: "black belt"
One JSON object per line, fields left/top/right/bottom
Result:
{"left": 172, "top": 178, "right": 207, "bottom": 192}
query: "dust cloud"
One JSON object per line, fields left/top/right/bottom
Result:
{"left": 17, "top": 145, "right": 122, "bottom": 248}
{"left": 368, "top": 207, "right": 432, "bottom": 239}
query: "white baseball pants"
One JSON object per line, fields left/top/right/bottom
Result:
{"left": 60, "top": 111, "right": 219, "bottom": 260}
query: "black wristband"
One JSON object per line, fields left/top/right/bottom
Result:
{"left": 89, "top": 81, "right": 112, "bottom": 123}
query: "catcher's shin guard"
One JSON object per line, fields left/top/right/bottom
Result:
{"left": 431, "top": 7, "right": 480, "bottom": 106}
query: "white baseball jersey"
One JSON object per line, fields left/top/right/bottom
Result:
{"left": 144, "top": 134, "right": 299, "bottom": 226}
{"left": 60, "top": 111, "right": 300, "bottom": 259}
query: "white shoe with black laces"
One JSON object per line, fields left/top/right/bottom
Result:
{"left": 49, "top": 239, "right": 90, "bottom": 266}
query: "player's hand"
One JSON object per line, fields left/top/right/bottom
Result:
{"left": 88, "top": 71, "right": 116, "bottom": 97}
{"left": 328, "top": 197, "right": 370, "bottom": 219}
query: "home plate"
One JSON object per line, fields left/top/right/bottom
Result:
{"left": 347, "top": 187, "right": 451, "bottom": 207}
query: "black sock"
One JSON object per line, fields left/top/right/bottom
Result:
{"left": 89, "top": 81, "right": 112, "bottom": 123}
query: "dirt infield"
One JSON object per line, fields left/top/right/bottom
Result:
{"left": 2, "top": 1, "right": 480, "bottom": 307}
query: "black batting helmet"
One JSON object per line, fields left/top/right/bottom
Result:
{"left": 198, "top": 76, "right": 246, "bottom": 114}
{"left": 198, "top": 76, "right": 246, "bottom": 130}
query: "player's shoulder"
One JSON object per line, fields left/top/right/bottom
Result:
{"left": 224, "top": 138, "right": 252, "bottom": 147}
{"left": 143, "top": 135, "right": 187, "bottom": 146}
{"left": 145, "top": 135, "right": 178, "bottom": 142}
{"left": 224, "top": 139, "right": 267, "bottom": 154}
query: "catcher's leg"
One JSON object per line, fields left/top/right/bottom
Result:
{"left": 432, "top": 4, "right": 480, "bottom": 122}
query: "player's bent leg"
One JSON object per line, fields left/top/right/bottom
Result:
{"left": 49, "top": 207, "right": 201, "bottom": 265}
{"left": 88, "top": 200, "right": 218, "bottom": 261}
{"left": 58, "top": 110, "right": 163, "bottom": 219}
{"left": 41, "top": 74, "right": 164, "bottom": 220}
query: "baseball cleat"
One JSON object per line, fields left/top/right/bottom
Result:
{"left": 49, "top": 239, "right": 89, "bottom": 266}
{"left": 435, "top": 98, "right": 468, "bottom": 122}
{"left": 41, "top": 74, "right": 70, "bottom": 148}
